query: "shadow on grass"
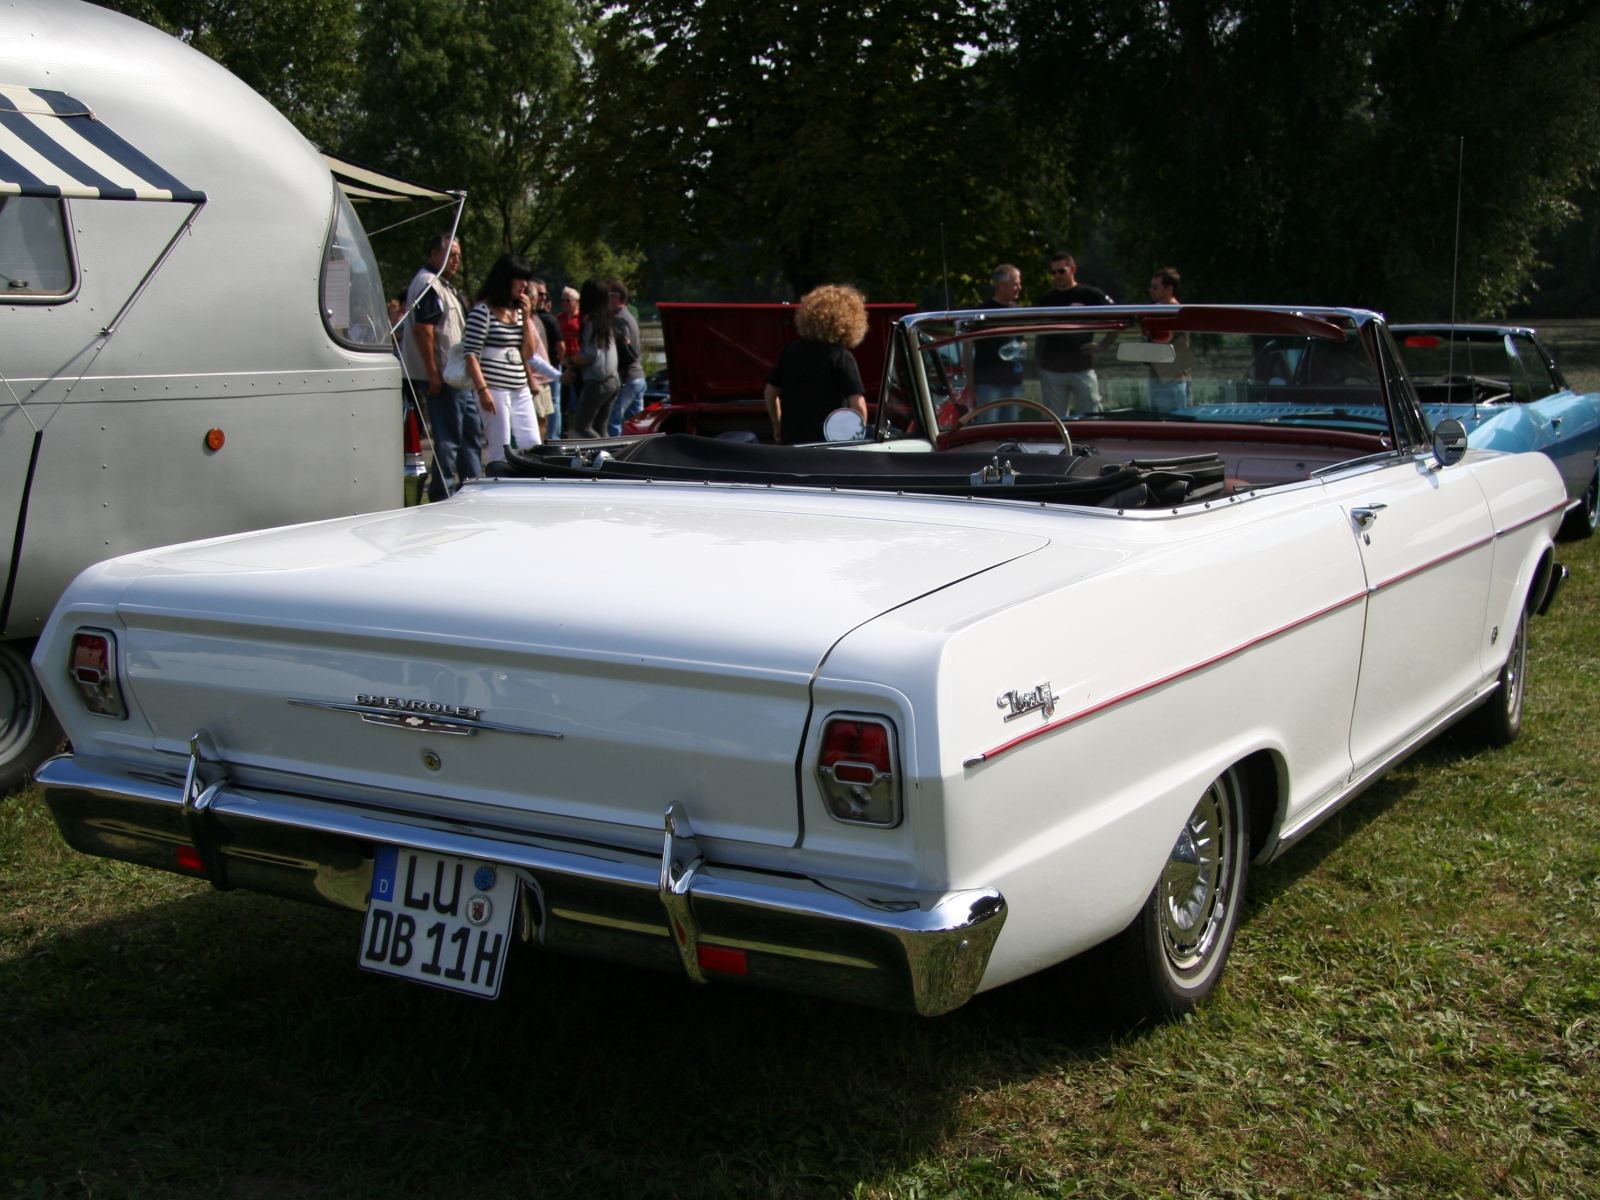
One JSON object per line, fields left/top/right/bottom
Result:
{"left": 0, "top": 874, "right": 1131, "bottom": 1200}
{"left": 1246, "top": 721, "right": 1497, "bottom": 909}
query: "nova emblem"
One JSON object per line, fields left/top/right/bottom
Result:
{"left": 998, "top": 682, "right": 1056, "bottom": 723}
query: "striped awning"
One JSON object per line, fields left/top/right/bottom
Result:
{"left": 322, "top": 152, "right": 455, "bottom": 202}
{"left": 0, "top": 85, "right": 204, "bottom": 203}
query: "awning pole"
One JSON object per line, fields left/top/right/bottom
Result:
{"left": 394, "top": 192, "right": 467, "bottom": 333}
{"left": 101, "top": 199, "right": 206, "bottom": 337}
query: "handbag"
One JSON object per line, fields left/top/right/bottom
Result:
{"left": 442, "top": 341, "right": 472, "bottom": 390}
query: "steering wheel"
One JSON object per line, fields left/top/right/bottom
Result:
{"left": 954, "top": 398, "right": 1073, "bottom": 456}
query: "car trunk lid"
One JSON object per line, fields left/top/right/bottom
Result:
{"left": 111, "top": 485, "right": 1045, "bottom": 845}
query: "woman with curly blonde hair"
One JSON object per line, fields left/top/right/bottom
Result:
{"left": 763, "top": 284, "right": 869, "bottom": 444}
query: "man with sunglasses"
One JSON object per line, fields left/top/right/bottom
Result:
{"left": 1035, "top": 252, "right": 1112, "bottom": 416}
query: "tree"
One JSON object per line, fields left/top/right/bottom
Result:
{"left": 1006, "top": 0, "right": 1600, "bottom": 318}
{"left": 93, "top": 0, "right": 360, "bottom": 148}
{"left": 585, "top": 0, "right": 1045, "bottom": 301}
{"left": 346, "top": 0, "right": 590, "bottom": 289}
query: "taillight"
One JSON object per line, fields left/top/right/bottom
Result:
{"left": 816, "top": 716, "right": 900, "bottom": 826}
{"left": 69, "top": 629, "right": 127, "bottom": 718}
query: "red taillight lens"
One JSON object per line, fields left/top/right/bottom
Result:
{"left": 1405, "top": 335, "right": 1440, "bottom": 348}
{"left": 69, "top": 629, "right": 127, "bottom": 718}
{"left": 816, "top": 716, "right": 900, "bottom": 826}
{"left": 403, "top": 406, "right": 423, "bottom": 454}
{"left": 821, "top": 720, "right": 890, "bottom": 776}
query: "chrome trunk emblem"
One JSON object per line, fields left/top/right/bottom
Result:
{"left": 287, "top": 697, "right": 563, "bottom": 739}
{"left": 355, "top": 694, "right": 484, "bottom": 721}
{"left": 997, "top": 682, "right": 1056, "bottom": 722}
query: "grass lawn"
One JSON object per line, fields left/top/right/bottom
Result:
{"left": 3, "top": 536, "right": 1598, "bottom": 1200}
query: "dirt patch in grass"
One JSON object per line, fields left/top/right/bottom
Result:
{"left": 4, "top": 537, "right": 1599, "bottom": 1199}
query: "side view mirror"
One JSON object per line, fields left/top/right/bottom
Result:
{"left": 822, "top": 408, "right": 867, "bottom": 442}
{"left": 1433, "top": 417, "right": 1468, "bottom": 467}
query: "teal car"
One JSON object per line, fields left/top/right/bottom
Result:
{"left": 1393, "top": 325, "right": 1600, "bottom": 539}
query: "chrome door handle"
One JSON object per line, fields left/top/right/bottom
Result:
{"left": 1552, "top": 417, "right": 1563, "bottom": 430}
{"left": 1351, "top": 504, "right": 1387, "bottom": 528}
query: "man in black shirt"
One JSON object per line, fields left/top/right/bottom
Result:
{"left": 1034, "top": 252, "right": 1113, "bottom": 415}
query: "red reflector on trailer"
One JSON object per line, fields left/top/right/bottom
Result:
{"left": 176, "top": 845, "right": 203, "bottom": 871}
{"left": 1405, "top": 335, "right": 1440, "bottom": 348}
{"left": 697, "top": 945, "right": 747, "bottom": 975}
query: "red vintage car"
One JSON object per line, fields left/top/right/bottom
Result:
{"left": 623, "top": 301, "right": 916, "bottom": 441}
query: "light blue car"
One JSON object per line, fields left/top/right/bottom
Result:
{"left": 1393, "top": 324, "right": 1600, "bottom": 540}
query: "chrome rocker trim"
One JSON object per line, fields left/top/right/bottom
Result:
{"left": 35, "top": 752, "right": 1006, "bottom": 1016}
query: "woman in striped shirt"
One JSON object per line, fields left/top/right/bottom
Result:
{"left": 462, "top": 254, "right": 542, "bottom": 461}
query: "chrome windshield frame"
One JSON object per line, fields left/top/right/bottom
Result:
{"left": 892, "top": 304, "right": 1402, "bottom": 447}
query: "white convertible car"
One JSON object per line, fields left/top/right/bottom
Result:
{"left": 32, "top": 306, "right": 1570, "bottom": 1021}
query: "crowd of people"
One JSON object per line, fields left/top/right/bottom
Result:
{"left": 388, "top": 230, "right": 1185, "bottom": 498}
{"left": 393, "top": 233, "right": 647, "bottom": 500}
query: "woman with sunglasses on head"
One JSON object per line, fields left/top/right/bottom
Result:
{"left": 461, "top": 254, "right": 543, "bottom": 462}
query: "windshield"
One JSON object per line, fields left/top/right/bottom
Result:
{"left": 913, "top": 312, "right": 1393, "bottom": 437}
{"left": 1394, "top": 329, "right": 1560, "bottom": 404}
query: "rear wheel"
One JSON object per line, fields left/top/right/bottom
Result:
{"left": 1468, "top": 606, "right": 1528, "bottom": 747}
{"left": 1094, "top": 767, "right": 1251, "bottom": 1023}
{"left": 0, "top": 641, "right": 63, "bottom": 795}
{"left": 1559, "top": 470, "right": 1598, "bottom": 541}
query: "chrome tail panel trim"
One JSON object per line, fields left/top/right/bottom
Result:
{"left": 35, "top": 755, "right": 1006, "bottom": 1016}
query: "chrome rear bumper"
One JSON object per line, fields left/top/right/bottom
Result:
{"left": 35, "top": 753, "right": 1006, "bottom": 1016}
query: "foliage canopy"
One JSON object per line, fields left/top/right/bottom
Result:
{"left": 92, "top": 0, "right": 1600, "bottom": 315}
{"left": 1007, "top": 0, "right": 1600, "bottom": 316}
{"left": 582, "top": 0, "right": 1047, "bottom": 303}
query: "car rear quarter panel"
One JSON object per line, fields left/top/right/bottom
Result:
{"left": 821, "top": 485, "right": 1371, "bottom": 989}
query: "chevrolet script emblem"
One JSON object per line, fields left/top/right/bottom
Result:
{"left": 286, "top": 696, "right": 564, "bottom": 740}
{"left": 998, "top": 682, "right": 1056, "bottom": 722}
{"left": 355, "top": 694, "right": 484, "bottom": 721}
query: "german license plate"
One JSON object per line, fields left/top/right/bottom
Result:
{"left": 359, "top": 847, "right": 518, "bottom": 999}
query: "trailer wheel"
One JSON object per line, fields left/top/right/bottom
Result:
{"left": 0, "top": 642, "right": 62, "bottom": 796}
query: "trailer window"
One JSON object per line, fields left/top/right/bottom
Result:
{"left": 0, "top": 197, "right": 74, "bottom": 297}
{"left": 320, "top": 190, "right": 390, "bottom": 350}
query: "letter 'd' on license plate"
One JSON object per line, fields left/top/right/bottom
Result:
{"left": 359, "top": 847, "right": 518, "bottom": 999}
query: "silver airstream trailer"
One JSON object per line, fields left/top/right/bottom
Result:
{"left": 1, "top": 0, "right": 436, "bottom": 788}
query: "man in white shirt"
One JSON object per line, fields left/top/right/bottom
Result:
{"left": 401, "top": 235, "right": 476, "bottom": 501}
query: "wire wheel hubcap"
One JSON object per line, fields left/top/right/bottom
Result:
{"left": 1159, "top": 775, "right": 1236, "bottom": 975}
{"left": 1503, "top": 611, "right": 1527, "bottom": 725}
